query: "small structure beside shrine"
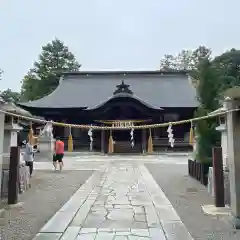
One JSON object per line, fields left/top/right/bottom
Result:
{"left": 207, "top": 103, "right": 230, "bottom": 205}
{"left": 0, "top": 102, "right": 33, "bottom": 199}
{"left": 18, "top": 70, "right": 198, "bottom": 153}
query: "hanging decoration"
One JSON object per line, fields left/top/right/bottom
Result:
{"left": 189, "top": 121, "right": 194, "bottom": 146}
{"left": 88, "top": 126, "right": 93, "bottom": 151}
{"left": 28, "top": 122, "right": 34, "bottom": 145}
{"left": 147, "top": 128, "right": 153, "bottom": 154}
{"left": 68, "top": 126, "right": 73, "bottom": 152}
{"left": 0, "top": 106, "right": 238, "bottom": 131}
{"left": 130, "top": 128, "right": 134, "bottom": 148}
{"left": 167, "top": 124, "right": 175, "bottom": 148}
{"left": 108, "top": 129, "right": 114, "bottom": 154}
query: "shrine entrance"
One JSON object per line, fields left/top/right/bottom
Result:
{"left": 96, "top": 120, "right": 149, "bottom": 154}
{"left": 88, "top": 81, "right": 162, "bottom": 154}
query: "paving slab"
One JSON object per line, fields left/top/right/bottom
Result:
{"left": 33, "top": 159, "right": 192, "bottom": 240}
{"left": 146, "top": 162, "right": 240, "bottom": 240}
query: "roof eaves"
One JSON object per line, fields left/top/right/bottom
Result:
{"left": 86, "top": 93, "right": 163, "bottom": 111}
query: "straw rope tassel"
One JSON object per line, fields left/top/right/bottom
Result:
{"left": 147, "top": 128, "right": 153, "bottom": 154}
{"left": 68, "top": 127, "right": 73, "bottom": 152}
{"left": 108, "top": 130, "right": 114, "bottom": 154}
{"left": 189, "top": 121, "right": 194, "bottom": 146}
{"left": 28, "top": 122, "right": 34, "bottom": 145}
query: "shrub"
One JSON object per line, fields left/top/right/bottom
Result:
{"left": 194, "top": 107, "right": 220, "bottom": 163}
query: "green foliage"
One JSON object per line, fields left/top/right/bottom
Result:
{"left": 0, "top": 88, "right": 21, "bottom": 103}
{"left": 159, "top": 46, "right": 212, "bottom": 71}
{"left": 193, "top": 48, "right": 240, "bottom": 163}
{"left": 194, "top": 107, "right": 220, "bottom": 162}
{"left": 159, "top": 46, "right": 218, "bottom": 163}
{"left": 21, "top": 38, "right": 81, "bottom": 101}
{"left": 0, "top": 68, "right": 3, "bottom": 80}
{"left": 195, "top": 58, "right": 220, "bottom": 110}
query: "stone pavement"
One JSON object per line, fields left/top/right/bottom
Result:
{"left": 33, "top": 160, "right": 193, "bottom": 240}
{"left": 33, "top": 154, "right": 188, "bottom": 170}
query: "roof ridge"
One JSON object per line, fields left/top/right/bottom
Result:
{"left": 62, "top": 70, "right": 189, "bottom": 77}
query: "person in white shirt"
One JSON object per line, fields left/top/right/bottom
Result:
{"left": 24, "top": 141, "right": 34, "bottom": 177}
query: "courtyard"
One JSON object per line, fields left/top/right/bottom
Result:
{"left": 1, "top": 153, "right": 239, "bottom": 240}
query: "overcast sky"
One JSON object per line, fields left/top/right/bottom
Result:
{"left": 0, "top": 0, "right": 239, "bottom": 91}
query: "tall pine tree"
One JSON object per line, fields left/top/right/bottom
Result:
{"left": 21, "top": 38, "right": 81, "bottom": 101}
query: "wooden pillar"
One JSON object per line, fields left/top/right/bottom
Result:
{"left": 142, "top": 128, "right": 147, "bottom": 154}
{"left": 212, "top": 147, "right": 225, "bottom": 207}
{"left": 8, "top": 131, "right": 20, "bottom": 205}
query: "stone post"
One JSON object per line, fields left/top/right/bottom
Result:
{"left": 8, "top": 129, "right": 20, "bottom": 205}
{"left": 225, "top": 90, "right": 240, "bottom": 228}
{"left": 0, "top": 110, "right": 5, "bottom": 198}
{"left": 215, "top": 106, "right": 230, "bottom": 205}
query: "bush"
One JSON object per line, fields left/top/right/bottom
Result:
{"left": 194, "top": 107, "right": 220, "bottom": 163}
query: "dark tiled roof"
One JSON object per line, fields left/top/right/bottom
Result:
{"left": 18, "top": 70, "right": 198, "bottom": 109}
{"left": 61, "top": 70, "right": 189, "bottom": 76}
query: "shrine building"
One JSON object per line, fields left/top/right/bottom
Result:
{"left": 18, "top": 70, "right": 198, "bottom": 153}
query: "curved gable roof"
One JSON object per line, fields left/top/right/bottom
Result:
{"left": 18, "top": 70, "right": 198, "bottom": 109}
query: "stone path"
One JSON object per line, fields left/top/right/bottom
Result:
{"left": 34, "top": 154, "right": 188, "bottom": 171}
{"left": 33, "top": 161, "right": 193, "bottom": 239}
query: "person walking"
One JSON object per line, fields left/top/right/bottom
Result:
{"left": 24, "top": 140, "right": 34, "bottom": 177}
{"left": 53, "top": 138, "right": 64, "bottom": 171}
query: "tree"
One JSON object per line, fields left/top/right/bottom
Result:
{"left": 175, "top": 50, "right": 193, "bottom": 70}
{"left": 0, "top": 88, "right": 21, "bottom": 103}
{"left": 159, "top": 46, "right": 212, "bottom": 72}
{"left": 194, "top": 49, "right": 240, "bottom": 162}
{"left": 194, "top": 59, "right": 220, "bottom": 161}
{"left": 190, "top": 46, "right": 212, "bottom": 69}
{"left": 159, "top": 46, "right": 214, "bottom": 162}
{"left": 0, "top": 68, "right": 3, "bottom": 80}
{"left": 21, "top": 38, "right": 81, "bottom": 101}
{"left": 159, "top": 54, "right": 177, "bottom": 71}
{"left": 211, "top": 49, "right": 240, "bottom": 97}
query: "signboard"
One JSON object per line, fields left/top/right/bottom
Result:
{"left": 112, "top": 121, "right": 134, "bottom": 128}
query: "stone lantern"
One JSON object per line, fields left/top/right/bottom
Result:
{"left": 224, "top": 87, "right": 240, "bottom": 228}
{"left": 0, "top": 98, "right": 5, "bottom": 198}
{"left": 207, "top": 101, "right": 230, "bottom": 205}
{"left": 208, "top": 102, "right": 228, "bottom": 170}
{"left": 1, "top": 103, "right": 26, "bottom": 168}
{"left": 0, "top": 102, "right": 31, "bottom": 199}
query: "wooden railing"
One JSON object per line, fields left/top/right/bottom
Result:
{"left": 61, "top": 136, "right": 192, "bottom": 152}
{"left": 114, "top": 141, "right": 142, "bottom": 153}
{"left": 153, "top": 137, "right": 192, "bottom": 151}
{"left": 153, "top": 137, "right": 191, "bottom": 147}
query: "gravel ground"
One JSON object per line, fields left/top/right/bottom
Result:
{"left": 0, "top": 169, "right": 93, "bottom": 240}
{"left": 146, "top": 163, "right": 240, "bottom": 240}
